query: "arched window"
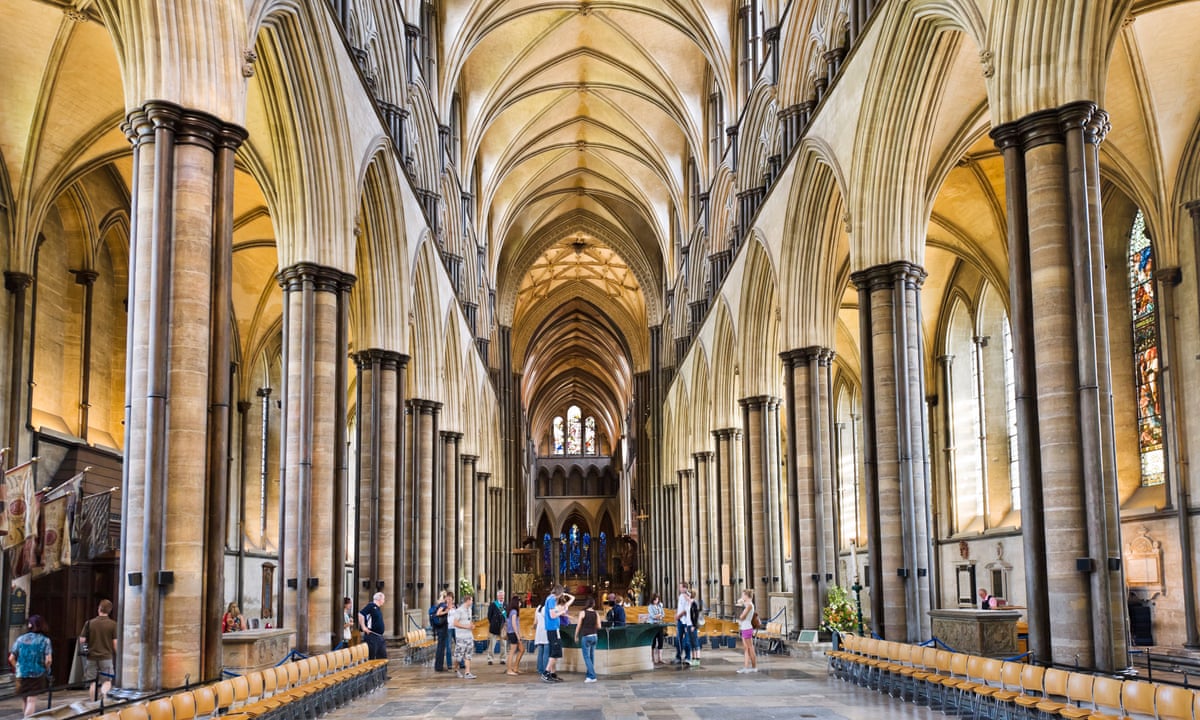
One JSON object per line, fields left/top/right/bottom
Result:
{"left": 946, "top": 299, "right": 984, "bottom": 532}
{"left": 585, "top": 416, "right": 596, "bottom": 454}
{"left": 834, "top": 384, "right": 862, "bottom": 550}
{"left": 1002, "top": 321, "right": 1020, "bottom": 511}
{"left": 567, "top": 405, "right": 582, "bottom": 454}
{"left": 553, "top": 416, "right": 565, "bottom": 455}
{"left": 737, "top": 0, "right": 760, "bottom": 100}
{"left": 1129, "top": 210, "right": 1164, "bottom": 487}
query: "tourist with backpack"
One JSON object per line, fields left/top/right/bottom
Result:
{"left": 430, "top": 591, "right": 450, "bottom": 672}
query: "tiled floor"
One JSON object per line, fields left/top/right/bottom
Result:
{"left": 325, "top": 650, "right": 946, "bottom": 720}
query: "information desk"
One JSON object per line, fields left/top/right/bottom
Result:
{"left": 555, "top": 623, "right": 664, "bottom": 674}
{"left": 928, "top": 609, "right": 1022, "bottom": 658}
{"left": 221, "top": 628, "right": 298, "bottom": 675}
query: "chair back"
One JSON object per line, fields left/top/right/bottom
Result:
{"left": 1063, "top": 672, "right": 1094, "bottom": 706}
{"left": 231, "top": 674, "right": 250, "bottom": 705}
{"left": 1000, "top": 661, "right": 1023, "bottom": 690}
{"left": 193, "top": 686, "right": 216, "bottom": 717}
{"left": 1042, "top": 668, "right": 1069, "bottom": 699}
{"left": 1091, "top": 676, "right": 1124, "bottom": 715}
{"left": 172, "top": 691, "right": 198, "bottom": 720}
{"left": 1018, "top": 663, "right": 1045, "bottom": 695}
{"left": 119, "top": 705, "right": 150, "bottom": 720}
{"left": 146, "top": 698, "right": 174, "bottom": 720}
{"left": 949, "top": 653, "right": 970, "bottom": 677}
{"left": 246, "top": 672, "right": 264, "bottom": 700}
{"left": 1121, "top": 680, "right": 1157, "bottom": 718}
{"left": 1155, "top": 683, "right": 1196, "bottom": 720}
{"left": 214, "top": 680, "right": 235, "bottom": 712}
{"left": 966, "top": 655, "right": 988, "bottom": 682}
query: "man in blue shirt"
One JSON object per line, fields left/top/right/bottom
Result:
{"left": 542, "top": 585, "right": 574, "bottom": 683}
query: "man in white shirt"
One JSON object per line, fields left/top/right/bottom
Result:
{"left": 674, "top": 582, "right": 693, "bottom": 664}
{"left": 452, "top": 595, "right": 477, "bottom": 679}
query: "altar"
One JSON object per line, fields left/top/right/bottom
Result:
{"left": 222, "top": 628, "right": 298, "bottom": 674}
{"left": 928, "top": 609, "right": 1022, "bottom": 657}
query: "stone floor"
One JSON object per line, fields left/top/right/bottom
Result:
{"left": 324, "top": 649, "right": 946, "bottom": 720}
{"left": 0, "top": 647, "right": 948, "bottom": 719}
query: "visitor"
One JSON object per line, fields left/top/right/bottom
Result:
{"left": 688, "top": 589, "right": 702, "bottom": 665}
{"left": 674, "top": 582, "right": 693, "bottom": 664}
{"left": 79, "top": 600, "right": 118, "bottom": 701}
{"left": 342, "top": 597, "right": 355, "bottom": 645}
{"left": 647, "top": 593, "right": 665, "bottom": 664}
{"left": 358, "top": 592, "right": 388, "bottom": 660}
{"left": 736, "top": 589, "right": 758, "bottom": 673}
{"left": 9, "top": 615, "right": 52, "bottom": 718}
{"left": 486, "top": 590, "right": 506, "bottom": 665}
{"left": 222, "top": 602, "right": 243, "bottom": 632}
{"left": 431, "top": 591, "right": 451, "bottom": 672}
{"left": 542, "top": 585, "right": 575, "bottom": 683}
{"left": 534, "top": 598, "right": 548, "bottom": 676}
{"left": 505, "top": 595, "right": 524, "bottom": 675}
{"left": 606, "top": 593, "right": 626, "bottom": 627}
{"left": 978, "top": 588, "right": 997, "bottom": 609}
{"left": 451, "top": 595, "right": 477, "bottom": 679}
{"left": 577, "top": 597, "right": 600, "bottom": 683}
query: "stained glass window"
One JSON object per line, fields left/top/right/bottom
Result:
{"left": 1002, "top": 321, "right": 1021, "bottom": 510}
{"left": 567, "top": 406, "right": 582, "bottom": 454}
{"left": 542, "top": 532, "right": 552, "bottom": 575}
{"left": 599, "top": 532, "right": 607, "bottom": 575}
{"left": 582, "top": 532, "right": 591, "bottom": 574}
{"left": 584, "top": 417, "right": 596, "bottom": 454}
{"left": 569, "top": 525, "right": 581, "bottom": 574}
{"left": 1129, "top": 210, "right": 1164, "bottom": 487}
{"left": 559, "top": 533, "right": 568, "bottom": 576}
{"left": 552, "top": 417, "right": 565, "bottom": 455}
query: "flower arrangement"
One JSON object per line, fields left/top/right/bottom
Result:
{"left": 458, "top": 576, "right": 475, "bottom": 599}
{"left": 821, "top": 585, "right": 858, "bottom": 634}
{"left": 628, "top": 569, "right": 646, "bottom": 602}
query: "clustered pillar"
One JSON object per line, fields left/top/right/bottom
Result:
{"left": 712, "top": 428, "right": 741, "bottom": 614}
{"left": 118, "top": 102, "right": 246, "bottom": 689}
{"left": 278, "top": 262, "right": 354, "bottom": 654}
{"left": 992, "top": 102, "right": 1127, "bottom": 671}
{"left": 408, "top": 399, "right": 442, "bottom": 606}
{"left": 851, "top": 261, "right": 933, "bottom": 643}
{"left": 781, "top": 347, "right": 837, "bottom": 631}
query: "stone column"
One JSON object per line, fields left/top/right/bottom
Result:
{"left": 713, "top": 428, "right": 742, "bottom": 612}
{"left": 118, "top": 103, "right": 246, "bottom": 689}
{"left": 392, "top": 355, "right": 409, "bottom": 626}
{"left": 679, "top": 469, "right": 694, "bottom": 583}
{"left": 486, "top": 480, "right": 500, "bottom": 596}
{"left": 739, "top": 397, "right": 771, "bottom": 595}
{"left": 409, "top": 399, "right": 442, "bottom": 606}
{"left": 3, "top": 272, "right": 31, "bottom": 461}
{"left": 781, "top": 347, "right": 837, "bottom": 630}
{"left": 353, "top": 349, "right": 401, "bottom": 612}
{"left": 278, "top": 263, "right": 354, "bottom": 653}
{"left": 992, "top": 102, "right": 1126, "bottom": 670}
{"left": 461, "top": 453, "right": 479, "bottom": 587}
{"left": 851, "top": 261, "right": 933, "bottom": 643}
{"left": 442, "top": 431, "right": 463, "bottom": 593}
{"left": 693, "top": 452, "right": 714, "bottom": 602}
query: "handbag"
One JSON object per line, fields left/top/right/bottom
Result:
{"left": 78, "top": 620, "right": 90, "bottom": 657}
{"left": 751, "top": 612, "right": 761, "bottom": 630}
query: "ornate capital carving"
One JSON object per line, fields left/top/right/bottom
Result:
{"left": 122, "top": 101, "right": 246, "bottom": 152}
{"left": 277, "top": 262, "right": 356, "bottom": 292}
{"left": 408, "top": 398, "right": 443, "bottom": 415}
{"left": 850, "top": 260, "right": 926, "bottom": 292}
{"left": 4, "top": 271, "right": 33, "bottom": 293}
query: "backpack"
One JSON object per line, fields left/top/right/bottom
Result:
{"left": 689, "top": 597, "right": 702, "bottom": 625}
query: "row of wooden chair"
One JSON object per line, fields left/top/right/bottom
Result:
{"left": 93, "top": 643, "right": 386, "bottom": 720}
{"left": 828, "top": 633, "right": 1199, "bottom": 720}
{"left": 403, "top": 629, "right": 436, "bottom": 665}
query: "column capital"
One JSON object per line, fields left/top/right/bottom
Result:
{"left": 440, "top": 430, "right": 464, "bottom": 442}
{"left": 1185, "top": 200, "right": 1200, "bottom": 219}
{"left": 237, "top": 400, "right": 253, "bottom": 413}
{"left": 461, "top": 454, "right": 479, "bottom": 463}
{"left": 277, "top": 262, "right": 356, "bottom": 293}
{"left": 352, "top": 348, "right": 405, "bottom": 370}
{"left": 72, "top": 269, "right": 99, "bottom": 286}
{"left": 408, "top": 398, "right": 443, "bottom": 414}
{"left": 122, "top": 100, "right": 247, "bottom": 152}
{"left": 256, "top": 386, "right": 273, "bottom": 398}
{"left": 4, "top": 271, "right": 33, "bottom": 293}
{"left": 713, "top": 427, "right": 742, "bottom": 441}
{"left": 850, "top": 260, "right": 926, "bottom": 291}
{"left": 738, "top": 394, "right": 780, "bottom": 410}
{"left": 693, "top": 451, "right": 713, "bottom": 461}
{"left": 780, "top": 346, "right": 834, "bottom": 366}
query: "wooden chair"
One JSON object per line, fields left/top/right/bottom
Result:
{"left": 230, "top": 674, "right": 250, "bottom": 708}
{"left": 1054, "top": 671, "right": 1095, "bottom": 719}
{"left": 213, "top": 680, "right": 235, "bottom": 715}
{"left": 245, "top": 671, "right": 265, "bottom": 702}
{"left": 192, "top": 685, "right": 217, "bottom": 719}
{"left": 1089, "top": 675, "right": 1124, "bottom": 718}
{"left": 1011, "top": 663, "right": 1047, "bottom": 716}
{"left": 147, "top": 697, "right": 175, "bottom": 720}
{"left": 1156, "top": 683, "right": 1196, "bottom": 720}
{"left": 1033, "top": 667, "right": 1072, "bottom": 717}
{"left": 172, "top": 691, "right": 198, "bottom": 720}
{"left": 1119, "top": 680, "right": 1157, "bottom": 720}
{"left": 118, "top": 704, "right": 150, "bottom": 720}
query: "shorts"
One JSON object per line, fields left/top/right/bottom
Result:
{"left": 84, "top": 657, "right": 115, "bottom": 682}
{"left": 453, "top": 636, "right": 474, "bottom": 662}
{"left": 547, "top": 630, "right": 563, "bottom": 658}
{"left": 741, "top": 628, "right": 754, "bottom": 640}
{"left": 15, "top": 675, "right": 48, "bottom": 697}
{"left": 507, "top": 632, "right": 519, "bottom": 644}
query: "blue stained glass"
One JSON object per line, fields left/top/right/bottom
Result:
{"left": 569, "top": 525, "right": 581, "bottom": 574}
{"left": 559, "top": 533, "right": 568, "bottom": 576}
{"left": 582, "top": 533, "right": 591, "bottom": 574}
{"left": 599, "top": 532, "right": 607, "bottom": 575}
{"left": 542, "top": 533, "right": 552, "bottom": 575}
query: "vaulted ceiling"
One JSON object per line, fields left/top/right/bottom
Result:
{"left": 448, "top": 0, "right": 727, "bottom": 450}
